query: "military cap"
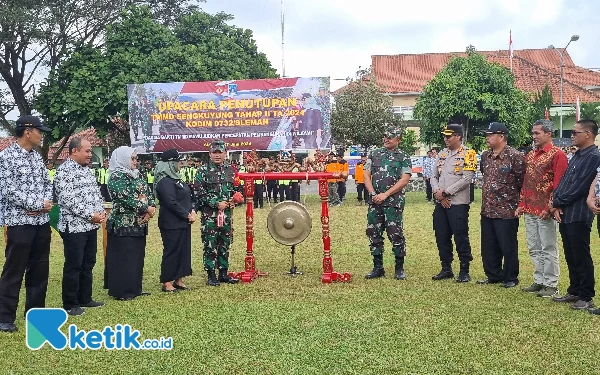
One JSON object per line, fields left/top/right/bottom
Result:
{"left": 161, "top": 148, "right": 184, "bottom": 162}
{"left": 441, "top": 124, "right": 463, "bottom": 136}
{"left": 210, "top": 139, "right": 226, "bottom": 152}
{"left": 16, "top": 115, "right": 51, "bottom": 132}
{"left": 384, "top": 125, "right": 403, "bottom": 138}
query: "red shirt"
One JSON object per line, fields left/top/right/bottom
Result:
{"left": 519, "top": 143, "right": 568, "bottom": 216}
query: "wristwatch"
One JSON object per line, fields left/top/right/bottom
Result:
{"left": 370, "top": 191, "right": 377, "bottom": 196}
{"left": 442, "top": 191, "right": 449, "bottom": 197}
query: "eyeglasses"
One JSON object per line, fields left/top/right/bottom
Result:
{"left": 571, "top": 130, "right": 590, "bottom": 136}
{"left": 443, "top": 134, "right": 456, "bottom": 139}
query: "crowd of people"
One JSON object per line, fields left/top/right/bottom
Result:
{"left": 1, "top": 115, "right": 599, "bottom": 334}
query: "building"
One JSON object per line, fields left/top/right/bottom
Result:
{"left": 337, "top": 48, "right": 600, "bottom": 154}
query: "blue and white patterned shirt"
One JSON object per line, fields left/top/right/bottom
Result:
{"left": 0, "top": 142, "right": 52, "bottom": 226}
{"left": 422, "top": 156, "right": 436, "bottom": 178}
{"left": 55, "top": 158, "right": 105, "bottom": 233}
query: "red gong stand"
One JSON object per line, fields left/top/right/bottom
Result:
{"left": 230, "top": 171, "right": 351, "bottom": 283}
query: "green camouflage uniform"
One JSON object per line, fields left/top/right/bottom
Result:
{"left": 365, "top": 137, "right": 412, "bottom": 257}
{"left": 195, "top": 157, "right": 235, "bottom": 271}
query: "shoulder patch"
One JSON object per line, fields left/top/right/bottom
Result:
{"left": 463, "top": 149, "right": 477, "bottom": 171}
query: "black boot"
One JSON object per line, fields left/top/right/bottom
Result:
{"left": 455, "top": 262, "right": 471, "bottom": 283}
{"left": 218, "top": 268, "right": 240, "bottom": 284}
{"left": 395, "top": 256, "right": 406, "bottom": 280}
{"left": 207, "top": 270, "right": 220, "bottom": 286}
{"left": 432, "top": 262, "right": 454, "bottom": 280}
{"left": 365, "top": 255, "right": 385, "bottom": 279}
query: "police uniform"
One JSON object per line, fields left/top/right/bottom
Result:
{"left": 430, "top": 124, "right": 477, "bottom": 282}
{"left": 195, "top": 140, "right": 239, "bottom": 286}
{"left": 253, "top": 166, "right": 265, "bottom": 209}
{"left": 364, "top": 126, "right": 412, "bottom": 280}
{"left": 0, "top": 116, "right": 53, "bottom": 333}
{"left": 96, "top": 161, "right": 111, "bottom": 202}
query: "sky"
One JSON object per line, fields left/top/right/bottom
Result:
{"left": 200, "top": 0, "right": 600, "bottom": 91}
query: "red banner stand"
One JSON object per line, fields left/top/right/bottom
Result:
{"left": 229, "top": 172, "right": 351, "bottom": 284}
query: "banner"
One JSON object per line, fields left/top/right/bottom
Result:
{"left": 127, "top": 77, "right": 331, "bottom": 153}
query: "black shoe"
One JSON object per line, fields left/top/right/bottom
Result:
{"left": 173, "top": 283, "right": 191, "bottom": 291}
{"left": 502, "top": 281, "right": 518, "bottom": 288}
{"left": 218, "top": 269, "right": 240, "bottom": 284}
{"left": 432, "top": 270, "right": 454, "bottom": 280}
{"left": 139, "top": 291, "right": 151, "bottom": 297}
{"left": 395, "top": 256, "right": 406, "bottom": 280}
{"left": 80, "top": 300, "right": 105, "bottom": 308}
{"left": 117, "top": 296, "right": 135, "bottom": 301}
{"left": 66, "top": 307, "right": 85, "bottom": 316}
{"left": 476, "top": 278, "right": 502, "bottom": 285}
{"left": 366, "top": 255, "right": 385, "bottom": 279}
{"left": 0, "top": 322, "right": 17, "bottom": 333}
{"left": 455, "top": 262, "right": 471, "bottom": 283}
{"left": 207, "top": 270, "right": 220, "bottom": 286}
{"left": 395, "top": 269, "right": 406, "bottom": 280}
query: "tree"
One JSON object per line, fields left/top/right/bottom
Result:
{"left": 331, "top": 67, "right": 399, "bottom": 152}
{"left": 414, "top": 50, "right": 533, "bottom": 149}
{"left": 0, "top": 0, "right": 203, "bottom": 134}
{"left": 34, "top": 6, "right": 278, "bottom": 161}
{"left": 577, "top": 102, "right": 600, "bottom": 123}
{"left": 399, "top": 129, "right": 418, "bottom": 155}
{"left": 530, "top": 84, "right": 554, "bottom": 123}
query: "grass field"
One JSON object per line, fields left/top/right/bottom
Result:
{"left": 0, "top": 191, "right": 599, "bottom": 375}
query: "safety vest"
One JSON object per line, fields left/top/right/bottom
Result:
{"left": 47, "top": 168, "right": 56, "bottom": 183}
{"left": 186, "top": 167, "right": 197, "bottom": 184}
{"left": 337, "top": 160, "right": 349, "bottom": 182}
{"left": 96, "top": 168, "right": 109, "bottom": 185}
{"left": 147, "top": 171, "right": 154, "bottom": 184}
{"left": 326, "top": 161, "right": 338, "bottom": 183}
{"left": 355, "top": 163, "right": 364, "bottom": 184}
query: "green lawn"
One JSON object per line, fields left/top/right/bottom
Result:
{"left": 1, "top": 191, "right": 599, "bottom": 375}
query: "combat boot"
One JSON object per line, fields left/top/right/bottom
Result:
{"left": 218, "top": 268, "right": 240, "bottom": 284}
{"left": 432, "top": 262, "right": 454, "bottom": 280}
{"left": 395, "top": 256, "right": 406, "bottom": 280}
{"left": 207, "top": 270, "right": 220, "bottom": 286}
{"left": 365, "top": 255, "right": 385, "bottom": 279}
{"left": 455, "top": 262, "right": 471, "bottom": 283}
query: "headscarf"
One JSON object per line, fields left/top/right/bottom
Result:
{"left": 153, "top": 160, "right": 181, "bottom": 198}
{"left": 109, "top": 146, "right": 139, "bottom": 179}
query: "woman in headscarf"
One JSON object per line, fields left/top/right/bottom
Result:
{"left": 105, "top": 146, "right": 156, "bottom": 301}
{"left": 154, "top": 149, "right": 196, "bottom": 292}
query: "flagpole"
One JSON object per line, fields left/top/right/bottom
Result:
{"left": 281, "top": 0, "right": 285, "bottom": 78}
{"left": 509, "top": 30, "right": 513, "bottom": 73}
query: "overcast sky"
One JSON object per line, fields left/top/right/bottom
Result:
{"left": 201, "top": 0, "right": 600, "bottom": 91}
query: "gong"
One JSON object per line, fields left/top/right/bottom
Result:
{"left": 267, "top": 201, "right": 312, "bottom": 246}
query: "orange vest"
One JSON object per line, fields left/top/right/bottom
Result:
{"left": 337, "top": 160, "right": 349, "bottom": 182}
{"left": 326, "top": 162, "right": 338, "bottom": 183}
{"left": 355, "top": 162, "right": 365, "bottom": 184}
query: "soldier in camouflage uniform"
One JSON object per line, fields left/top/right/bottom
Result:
{"left": 363, "top": 126, "right": 413, "bottom": 280}
{"left": 194, "top": 140, "right": 240, "bottom": 286}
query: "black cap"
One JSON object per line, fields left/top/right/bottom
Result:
{"left": 161, "top": 149, "right": 183, "bottom": 162}
{"left": 441, "top": 124, "right": 463, "bottom": 136}
{"left": 16, "top": 115, "right": 51, "bottom": 132}
{"left": 485, "top": 122, "right": 509, "bottom": 135}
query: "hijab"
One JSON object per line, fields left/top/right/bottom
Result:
{"left": 153, "top": 160, "right": 181, "bottom": 198}
{"left": 109, "top": 146, "right": 139, "bottom": 179}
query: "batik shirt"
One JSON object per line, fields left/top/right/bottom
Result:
{"left": 422, "top": 156, "right": 436, "bottom": 178}
{"left": 364, "top": 147, "right": 412, "bottom": 208}
{"left": 106, "top": 171, "right": 155, "bottom": 236}
{"left": 55, "top": 158, "right": 105, "bottom": 233}
{"left": 480, "top": 146, "right": 526, "bottom": 219}
{"left": 0, "top": 142, "right": 52, "bottom": 226}
{"left": 194, "top": 160, "right": 235, "bottom": 219}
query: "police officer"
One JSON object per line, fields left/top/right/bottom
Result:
{"left": 46, "top": 160, "right": 57, "bottom": 203}
{"left": 144, "top": 160, "right": 155, "bottom": 197}
{"left": 364, "top": 126, "right": 412, "bottom": 280}
{"left": 195, "top": 140, "right": 240, "bottom": 286}
{"left": 430, "top": 124, "right": 477, "bottom": 282}
{"left": 96, "top": 159, "right": 111, "bottom": 202}
{"left": 0, "top": 115, "right": 53, "bottom": 333}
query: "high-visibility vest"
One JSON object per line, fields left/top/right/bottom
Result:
{"left": 96, "top": 168, "right": 109, "bottom": 185}
{"left": 147, "top": 171, "right": 154, "bottom": 184}
{"left": 239, "top": 167, "right": 246, "bottom": 185}
{"left": 47, "top": 168, "right": 56, "bottom": 183}
{"left": 326, "top": 162, "right": 338, "bottom": 183}
{"left": 186, "top": 167, "right": 197, "bottom": 183}
{"left": 337, "top": 160, "right": 349, "bottom": 182}
{"left": 181, "top": 167, "right": 189, "bottom": 183}
{"left": 355, "top": 163, "right": 365, "bottom": 184}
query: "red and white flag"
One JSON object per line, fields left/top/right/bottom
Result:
{"left": 509, "top": 30, "right": 513, "bottom": 72}
{"left": 545, "top": 106, "right": 550, "bottom": 120}
{"left": 576, "top": 96, "right": 581, "bottom": 121}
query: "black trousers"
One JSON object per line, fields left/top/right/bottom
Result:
{"left": 480, "top": 216, "right": 519, "bottom": 283}
{"left": 0, "top": 223, "right": 51, "bottom": 323}
{"left": 267, "top": 181, "right": 279, "bottom": 202}
{"left": 106, "top": 234, "right": 146, "bottom": 300}
{"left": 337, "top": 181, "right": 347, "bottom": 201}
{"left": 253, "top": 184, "right": 264, "bottom": 208}
{"left": 60, "top": 229, "right": 98, "bottom": 310}
{"left": 470, "top": 183, "right": 475, "bottom": 203}
{"left": 425, "top": 179, "right": 432, "bottom": 201}
{"left": 100, "top": 184, "right": 111, "bottom": 202}
{"left": 357, "top": 183, "right": 367, "bottom": 202}
{"left": 433, "top": 203, "right": 473, "bottom": 265}
{"left": 290, "top": 182, "right": 300, "bottom": 202}
{"left": 279, "top": 184, "right": 291, "bottom": 201}
{"left": 559, "top": 222, "right": 595, "bottom": 301}
{"left": 160, "top": 227, "right": 192, "bottom": 283}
